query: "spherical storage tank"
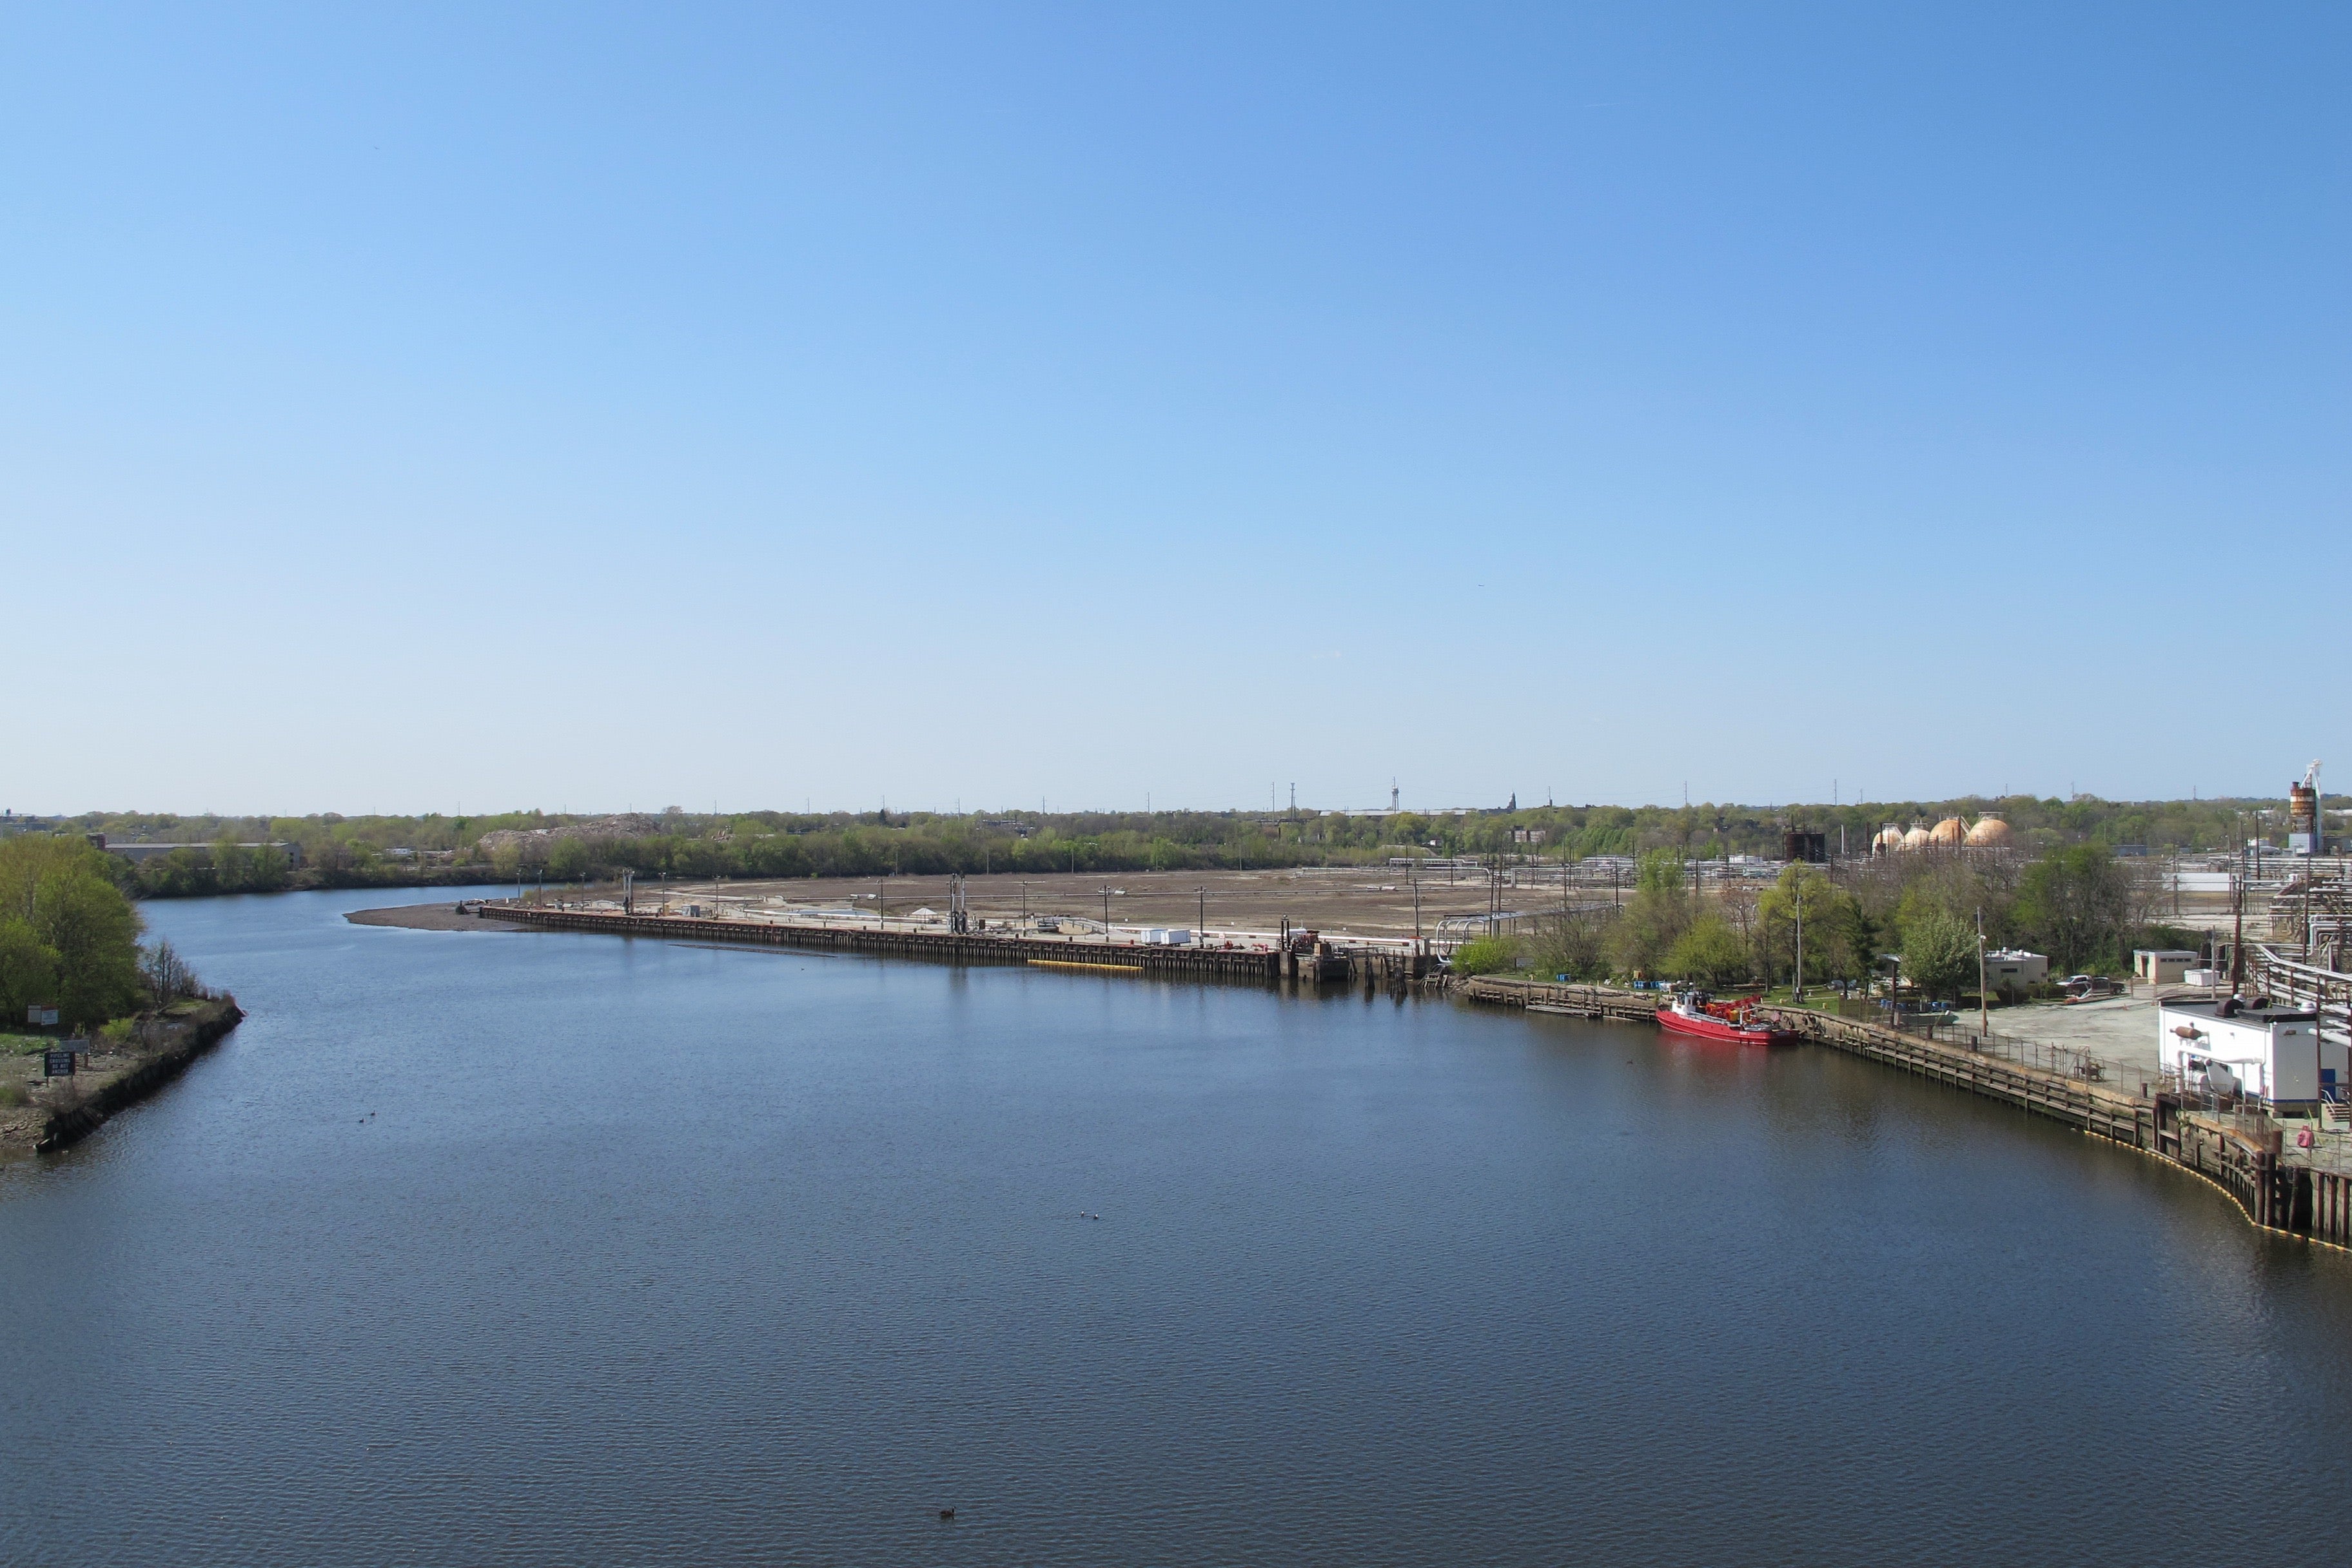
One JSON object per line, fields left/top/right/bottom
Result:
{"left": 1964, "top": 816, "right": 2012, "bottom": 848}
{"left": 1901, "top": 825, "right": 1933, "bottom": 850}
{"left": 1873, "top": 825, "right": 1907, "bottom": 853}
{"left": 1930, "top": 817, "right": 1966, "bottom": 846}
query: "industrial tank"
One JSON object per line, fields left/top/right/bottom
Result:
{"left": 1964, "top": 816, "right": 2013, "bottom": 848}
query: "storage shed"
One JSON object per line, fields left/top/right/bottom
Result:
{"left": 2133, "top": 949, "right": 2201, "bottom": 985}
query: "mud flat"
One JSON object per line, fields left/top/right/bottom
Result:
{"left": 347, "top": 901, "right": 534, "bottom": 932}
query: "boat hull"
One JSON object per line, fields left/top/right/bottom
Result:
{"left": 1655, "top": 1006, "right": 1792, "bottom": 1046}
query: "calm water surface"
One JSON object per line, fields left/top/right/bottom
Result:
{"left": 4, "top": 888, "right": 2349, "bottom": 1566}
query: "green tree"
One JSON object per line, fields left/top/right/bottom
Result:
{"left": 1665, "top": 913, "right": 1749, "bottom": 987}
{"left": 2015, "top": 843, "right": 2133, "bottom": 972}
{"left": 0, "top": 838, "right": 146, "bottom": 1030}
{"left": 241, "top": 844, "right": 292, "bottom": 892}
{"left": 547, "top": 838, "right": 594, "bottom": 881}
{"left": 1758, "top": 863, "right": 1850, "bottom": 987}
{"left": 0, "top": 917, "right": 60, "bottom": 1023}
{"left": 1527, "top": 909, "right": 1611, "bottom": 981}
{"left": 1450, "top": 936, "right": 1522, "bottom": 975}
{"left": 211, "top": 835, "right": 253, "bottom": 888}
{"left": 1902, "top": 910, "right": 1976, "bottom": 1001}
{"left": 37, "top": 868, "right": 144, "bottom": 1028}
{"left": 1607, "top": 851, "right": 1692, "bottom": 977}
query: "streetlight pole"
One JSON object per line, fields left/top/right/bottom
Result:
{"left": 1977, "top": 906, "right": 1988, "bottom": 1037}
{"left": 1793, "top": 876, "right": 1804, "bottom": 1003}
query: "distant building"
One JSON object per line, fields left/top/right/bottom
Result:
{"left": 2132, "top": 949, "right": 2200, "bottom": 985}
{"left": 103, "top": 840, "right": 304, "bottom": 868}
{"left": 1983, "top": 948, "right": 2049, "bottom": 999}
{"left": 1781, "top": 829, "right": 1826, "bottom": 864}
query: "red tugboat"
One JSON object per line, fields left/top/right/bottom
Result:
{"left": 1656, "top": 990, "right": 1794, "bottom": 1046}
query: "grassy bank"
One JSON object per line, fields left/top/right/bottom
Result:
{"left": 1, "top": 996, "right": 244, "bottom": 1161}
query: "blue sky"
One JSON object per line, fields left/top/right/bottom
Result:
{"left": 6, "top": 4, "right": 2344, "bottom": 815}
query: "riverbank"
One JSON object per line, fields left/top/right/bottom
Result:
{"left": 133, "top": 863, "right": 499, "bottom": 900}
{"left": 1461, "top": 975, "right": 2352, "bottom": 1251}
{"left": 1, "top": 996, "right": 244, "bottom": 1161}
{"left": 32, "top": 882, "right": 2346, "bottom": 1565}
{"left": 357, "top": 899, "right": 2352, "bottom": 1256}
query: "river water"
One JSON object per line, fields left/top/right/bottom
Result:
{"left": 4, "top": 888, "right": 2348, "bottom": 1566}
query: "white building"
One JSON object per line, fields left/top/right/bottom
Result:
{"left": 2133, "top": 949, "right": 2201, "bottom": 985}
{"left": 2157, "top": 1001, "right": 2337, "bottom": 1108}
{"left": 1983, "top": 948, "right": 2048, "bottom": 999}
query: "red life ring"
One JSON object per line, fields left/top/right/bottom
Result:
{"left": 2297, "top": 1128, "right": 2317, "bottom": 1150}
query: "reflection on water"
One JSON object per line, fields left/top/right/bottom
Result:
{"left": 2, "top": 886, "right": 2346, "bottom": 1566}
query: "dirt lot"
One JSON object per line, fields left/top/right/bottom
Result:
{"left": 1996, "top": 994, "right": 2164, "bottom": 1075}
{"left": 568, "top": 866, "right": 1596, "bottom": 943}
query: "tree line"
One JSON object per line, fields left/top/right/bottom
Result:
{"left": 35, "top": 787, "right": 2315, "bottom": 899}
{"left": 1460, "top": 841, "right": 2186, "bottom": 997}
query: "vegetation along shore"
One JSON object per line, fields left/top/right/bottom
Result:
{"left": 3, "top": 791, "right": 2304, "bottom": 901}
{"left": 1, "top": 834, "right": 239, "bottom": 1161}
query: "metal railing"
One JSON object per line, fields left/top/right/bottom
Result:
{"left": 1805, "top": 997, "right": 2158, "bottom": 1097}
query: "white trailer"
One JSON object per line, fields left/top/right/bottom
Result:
{"left": 2157, "top": 1001, "right": 2336, "bottom": 1106}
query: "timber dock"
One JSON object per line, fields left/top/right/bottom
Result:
{"left": 1461, "top": 975, "right": 2352, "bottom": 1252}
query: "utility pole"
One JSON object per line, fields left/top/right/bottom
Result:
{"left": 1197, "top": 886, "right": 1207, "bottom": 937}
{"left": 1977, "top": 907, "right": 1988, "bottom": 1036}
{"left": 2229, "top": 863, "right": 2246, "bottom": 995}
{"left": 1793, "top": 875, "right": 1804, "bottom": 1003}
{"left": 1100, "top": 883, "right": 1112, "bottom": 935}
